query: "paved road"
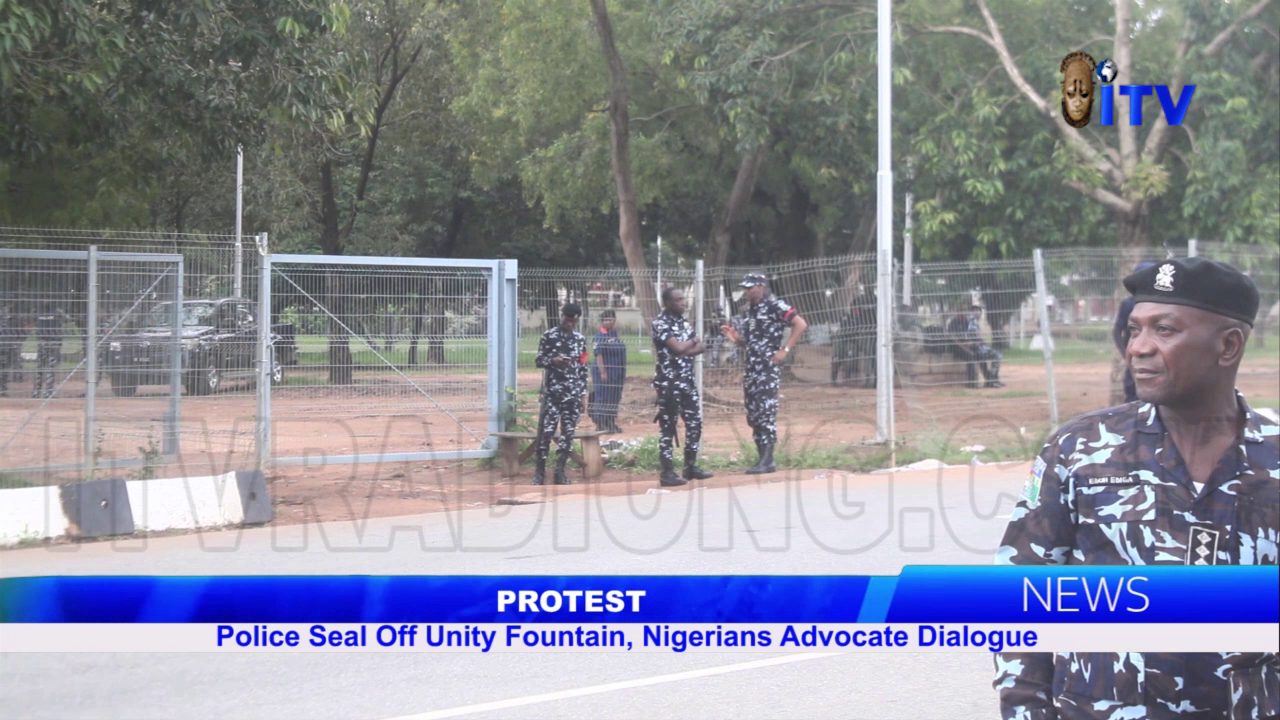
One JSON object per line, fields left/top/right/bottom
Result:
{"left": 1, "top": 462, "right": 1028, "bottom": 719}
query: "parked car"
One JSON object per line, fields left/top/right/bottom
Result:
{"left": 105, "top": 298, "right": 292, "bottom": 396}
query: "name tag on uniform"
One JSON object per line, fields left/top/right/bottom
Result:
{"left": 1082, "top": 475, "right": 1139, "bottom": 487}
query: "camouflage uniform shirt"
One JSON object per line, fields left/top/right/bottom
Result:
{"left": 652, "top": 310, "right": 696, "bottom": 392}
{"left": 995, "top": 393, "right": 1280, "bottom": 720}
{"left": 534, "top": 326, "right": 588, "bottom": 399}
{"left": 739, "top": 295, "right": 797, "bottom": 375}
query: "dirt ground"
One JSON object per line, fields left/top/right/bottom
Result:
{"left": 3, "top": 358, "right": 1275, "bottom": 530}
{"left": 267, "top": 358, "right": 1277, "bottom": 527}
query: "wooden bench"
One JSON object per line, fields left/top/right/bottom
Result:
{"left": 491, "top": 430, "right": 606, "bottom": 480}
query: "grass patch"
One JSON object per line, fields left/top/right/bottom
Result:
{"left": 0, "top": 472, "right": 46, "bottom": 490}
{"left": 601, "top": 431, "right": 1037, "bottom": 475}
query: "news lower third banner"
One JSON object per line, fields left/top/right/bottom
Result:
{"left": 1, "top": 566, "right": 1276, "bottom": 653}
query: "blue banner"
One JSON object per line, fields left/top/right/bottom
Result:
{"left": 1, "top": 566, "right": 1274, "bottom": 624}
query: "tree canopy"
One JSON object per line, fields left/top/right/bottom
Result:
{"left": 2, "top": 0, "right": 1276, "bottom": 263}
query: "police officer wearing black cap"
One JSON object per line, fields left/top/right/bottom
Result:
{"left": 720, "top": 273, "right": 808, "bottom": 474}
{"left": 651, "top": 286, "right": 713, "bottom": 487}
{"left": 532, "top": 303, "right": 588, "bottom": 486}
{"left": 994, "top": 257, "right": 1279, "bottom": 719}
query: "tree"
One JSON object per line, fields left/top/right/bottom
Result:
{"left": 274, "top": 0, "right": 434, "bottom": 384}
{"left": 0, "top": 0, "right": 353, "bottom": 228}
{"left": 590, "top": 0, "right": 657, "bottom": 323}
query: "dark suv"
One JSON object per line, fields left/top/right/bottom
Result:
{"left": 105, "top": 298, "right": 294, "bottom": 396}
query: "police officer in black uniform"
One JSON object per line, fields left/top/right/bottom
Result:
{"left": 651, "top": 287, "right": 713, "bottom": 487}
{"left": 532, "top": 303, "right": 588, "bottom": 486}
{"left": 32, "top": 301, "right": 65, "bottom": 399}
{"left": 994, "top": 257, "right": 1279, "bottom": 719}
{"left": 720, "top": 273, "right": 808, "bottom": 474}
{"left": 0, "top": 304, "right": 18, "bottom": 396}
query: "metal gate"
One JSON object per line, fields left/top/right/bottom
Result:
{"left": 0, "top": 247, "right": 183, "bottom": 482}
{"left": 263, "top": 253, "right": 517, "bottom": 467}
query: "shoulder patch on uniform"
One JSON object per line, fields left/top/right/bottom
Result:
{"left": 1023, "top": 457, "right": 1047, "bottom": 502}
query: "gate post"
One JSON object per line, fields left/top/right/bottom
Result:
{"left": 85, "top": 246, "right": 98, "bottom": 477}
{"left": 1033, "top": 248, "right": 1059, "bottom": 429}
{"left": 256, "top": 234, "right": 272, "bottom": 470}
{"left": 164, "top": 258, "right": 184, "bottom": 457}
{"left": 694, "top": 259, "right": 704, "bottom": 415}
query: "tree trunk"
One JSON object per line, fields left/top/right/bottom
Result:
{"left": 408, "top": 293, "right": 425, "bottom": 366}
{"left": 324, "top": 269, "right": 354, "bottom": 385}
{"left": 834, "top": 198, "right": 877, "bottom": 313}
{"left": 317, "top": 160, "right": 354, "bottom": 384}
{"left": 590, "top": 0, "right": 656, "bottom": 325}
{"left": 1109, "top": 204, "right": 1150, "bottom": 404}
{"left": 708, "top": 145, "right": 767, "bottom": 269}
{"left": 781, "top": 181, "right": 815, "bottom": 260}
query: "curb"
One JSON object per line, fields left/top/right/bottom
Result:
{"left": 0, "top": 470, "right": 271, "bottom": 547}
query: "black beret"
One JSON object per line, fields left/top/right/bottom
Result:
{"left": 1122, "top": 257, "right": 1259, "bottom": 326}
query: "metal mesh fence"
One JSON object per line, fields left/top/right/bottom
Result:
{"left": 0, "top": 248, "right": 189, "bottom": 482}
{"left": 267, "top": 256, "right": 508, "bottom": 465}
{"left": 1, "top": 227, "right": 258, "bottom": 484}
{"left": 3, "top": 223, "right": 1275, "bottom": 484}
{"left": 0, "top": 226, "right": 255, "bottom": 300}
{"left": 0, "top": 250, "right": 90, "bottom": 479}
{"left": 895, "top": 258, "right": 1041, "bottom": 427}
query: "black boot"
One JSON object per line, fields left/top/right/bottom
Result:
{"left": 683, "top": 449, "right": 713, "bottom": 480}
{"left": 531, "top": 457, "right": 547, "bottom": 486}
{"left": 745, "top": 443, "right": 776, "bottom": 475}
{"left": 659, "top": 457, "right": 687, "bottom": 487}
{"left": 553, "top": 451, "right": 572, "bottom": 485}
{"left": 985, "top": 360, "right": 1005, "bottom": 388}
{"left": 744, "top": 439, "right": 764, "bottom": 473}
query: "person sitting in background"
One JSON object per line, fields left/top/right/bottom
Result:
{"left": 948, "top": 304, "right": 1004, "bottom": 388}
{"left": 589, "top": 309, "right": 626, "bottom": 434}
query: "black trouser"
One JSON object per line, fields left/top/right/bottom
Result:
{"left": 656, "top": 386, "right": 702, "bottom": 465}
{"left": 0, "top": 348, "right": 14, "bottom": 391}
{"left": 954, "top": 344, "right": 1000, "bottom": 385}
{"left": 34, "top": 342, "right": 60, "bottom": 396}
{"left": 536, "top": 393, "right": 582, "bottom": 464}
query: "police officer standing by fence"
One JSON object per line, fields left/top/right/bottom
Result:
{"left": 32, "top": 301, "right": 65, "bottom": 399}
{"left": 0, "top": 303, "right": 18, "bottom": 396}
{"left": 720, "top": 273, "right": 808, "bottom": 474}
{"left": 532, "top": 303, "right": 588, "bottom": 486}
{"left": 993, "top": 257, "right": 1279, "bottom": 719}
{"left": 651, "top": 287, "right": 713, "bottom": 487}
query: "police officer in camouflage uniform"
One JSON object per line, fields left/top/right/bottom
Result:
{"left": 651, "top": 287, "right": 713, "bottom": 487}
{"left": 0, "top": 304, "right": 17, "bottom": 396}
{"left": 32, "top": 302, "right": 65, "bottom": 399}
{"left": 994, "top": 257, "right": 1279, "bottom": 720}
{"left": 532, "top": 303, "right": 588, "bottom": 486}
{"left": 720, "top": 273, "right": 808, "bottom": 474}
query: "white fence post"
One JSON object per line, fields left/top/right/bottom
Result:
{"left": 84, "top": 246, "right": 97, "bottom": 477}
{"left": 694, "top": 259, "right": 704, "bottom": 416}
{"left": 256, "top": 233, "right": 272, "bottom": 471}
{"left": 1033, "top": 248, "right": 1059, "bottom": 429}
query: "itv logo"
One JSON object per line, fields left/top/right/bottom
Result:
{"left": 1059, "top": 52, "right": 1195, "bottom": 127}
